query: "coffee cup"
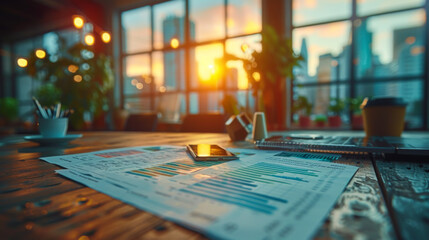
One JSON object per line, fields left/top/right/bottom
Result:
{"left": 39, "top": 118, "right": 68, "bottom": 138}
{"left": 361, "top": 97, "right": 407, "bottom": 137}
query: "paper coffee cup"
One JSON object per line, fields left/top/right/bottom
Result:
{"left": 252, "top": 112, "right": 268, "bottom": 141}
{"left": 362, "top": 97, "right": 407, "bottom": 137}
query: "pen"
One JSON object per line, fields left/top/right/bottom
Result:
{"left": 32, "top": 97, "right": 48, "bottom": 119}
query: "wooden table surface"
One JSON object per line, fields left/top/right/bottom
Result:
{"left": 0, "top": 131, "right": 428, "bottom": 240}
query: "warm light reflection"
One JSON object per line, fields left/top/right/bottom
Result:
{"left": 84, "top": 34, "right": 95, "bottom": 46}
{"left": 68, "top": 65, "right": 79, "bottom": 73}
{"left": 131, "top": 79, "right": 138, "bottom": 86}
{"left": 197, "top": 144, "right": 211, "bottom": 157}
{"left": 170, "top": 38, "right": 179, "bottom": 49}
{"left": 74, "top": 75, "right": 82, "bottom": 82}
{"left": 73, "top": 16, "right": 84, "bottom": 29}
{"left": 411, "top": 46, "right": 425, "bottom": 55}
{"left": 159, "top": 86, "right": 166, "bottom": 92}
{"left": 101, "top": 32, "right": 111, "bottom": 43}
{"left": 406, "top": 36, "right": 416, "bottom": 45}
{"left": 144, "top": 77, "right": 152, "bottom": 84}
{"left": 241, "top": 43, "right": 249, "bottom": 53}
{"left": 17, "top": 58, "right": 28, "bottom": 68}
{"left": 252, "top": 72, "right": 261, "bottom": 82}
{"left": 136, "top": 82, "right": 144, "bottom": 89}
{"left": 35, "top": 49, "right": 46, "bottom": 59}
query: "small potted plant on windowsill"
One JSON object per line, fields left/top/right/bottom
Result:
{"left": 314, "top": 114, "right": 327, "bottom": 128}
{"left": 293, "top": 95, "right": 312, "bottom": 128}
{"left": 328, "top": 98, "right": 345, "bottom": 127}
{"left": 349, "top": 97, "right": 364, "bottom": 130}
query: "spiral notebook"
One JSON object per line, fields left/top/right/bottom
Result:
{"left": 255, "top": 135, "right": 429, "bottom": 156}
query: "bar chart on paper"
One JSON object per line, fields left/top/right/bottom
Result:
{"left": 126, "top": 159, "right": 225, "bottom": 178}
{"left": 178, "top": 162, "right": 322, "bottom": 214}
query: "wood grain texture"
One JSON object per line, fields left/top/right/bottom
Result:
{"left": 0, "top": 132, "right": 397, "bottom": 239}
{"left": 375, "top": 154, "right": 429, "bottom": 240}
{"left": 315, "top": 154, "right": 395, "bottom": 240}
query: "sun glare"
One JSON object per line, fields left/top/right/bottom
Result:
{"left": 170, "top": 38, "right": 179, "bottom": 48}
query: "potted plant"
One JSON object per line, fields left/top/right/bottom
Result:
{"left": 25, "top": 39, "right": 113, "bottom": 130}
{"left": 328, "top": 98, "right": 345, "bottom": 127}
{"left": 0, "top": 97, "right": 19, "bottom": 135}
{"left": 314, "top": 114, "right": 327, "bottom": 127}
{"left": 349, "top": 97, "right": 364, "bottom": 130}
{"left": 292, "top": 95, "right": 312, "bottom": 128}
{"left": 227, "top": 25, "right": 303, "bottom": 130}
{"left": 221, "top": 94, "right": 244, "bottom": 117}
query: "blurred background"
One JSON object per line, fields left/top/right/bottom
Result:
{"left": 0, "top": 0, "right": 428, "bottom": 133}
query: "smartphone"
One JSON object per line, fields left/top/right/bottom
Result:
{"left": 186, "top": 144, "right": 238, "bottom": 161}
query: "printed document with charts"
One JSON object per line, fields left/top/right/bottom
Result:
{"left": 42, "top": 146, "right": 357, "bottom": 240}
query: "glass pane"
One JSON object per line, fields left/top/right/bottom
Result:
{"left": 190, "top": 43, "right": 224, "bottom": 89}
{"left": 190, "top": 0, "right": 225, "bottom": 42}
{"left": 154, "top": 0, "right": 185, "bottom": 49}
{"left": 152, "top": 50, "right": 185, "bottom": 92}
{"left": 293, "top": 21, "right": 351, "bottom": 83}
{"left": 294, "top": 85, "right": 349, "bottom": 118}
{"left": 124, "top": 97, "right": 152, "bottom": 112}
{"left": 355, "top": 10, "right": 425, "bottom": 79}
{"left": 190, "top": 91, "right": 224, "bottom": 113}
{"left": 156, "top": 93, "right": 184, "bottom": 122}
{"left": 227, "top": 0, "right": 262, "bottom": 36}
{"left": 122, "top": 6, "right": 151, "bottom": 53}
{"left": 355, "top": 80, "right": 423, "bottom": 128}
{"left": 226, "top": 90, "right": 256, "bottom": 113}
{"left": 293, "top": 0, "right": 351, "bottom": 26}
{"left": 152, "top": 51, "right": 164, "bottom": 91}
{"left": 124, "top": 54, "right": 150, "bottom": 95}
{"left": 226, "top": 34, "right": 261, "bottom": 90}
{"left": 358, "top": 0, "right": 424, "bottom": 16}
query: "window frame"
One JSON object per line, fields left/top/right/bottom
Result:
{"left": 118, "top": 0, "right": 261, "bottom": 116}
{"left": 291, "top": 0, "right": 429, "bottom": 130}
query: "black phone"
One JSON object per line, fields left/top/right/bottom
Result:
{"left": 186, "top": 144, "right": 238, "bottom": 161}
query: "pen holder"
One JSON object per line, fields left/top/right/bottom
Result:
{"left": 252, "top": 112, "right": 268, "bottom": 141}
{"left": 39, "top": 118, "right": 68, "bottom": 138}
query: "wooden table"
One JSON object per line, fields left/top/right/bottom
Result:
{"left": 0, "top": 131, "right": 428, "bottom": 239}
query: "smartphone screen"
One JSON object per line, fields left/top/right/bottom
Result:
{"left": 187, "top": 144, "right": 238, "bottom": 161}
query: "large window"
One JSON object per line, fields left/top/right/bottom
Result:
{"left": 120, "top": 0, "right": 262, "bottom": 122}
{"left": 292, "top": 0, "right": 427, "bottom": 129}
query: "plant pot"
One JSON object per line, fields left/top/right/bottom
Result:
{"left": 298, "top": 115, "right": 311, "bottom": 128}
{"left": 314, "top": 121, "right": 326, "bottom": 128}
{"left": 328, "top": 115, "right": 342, "bottom": 127}
{"left": 351, "top": 114, "right": 363, "bottom": 130}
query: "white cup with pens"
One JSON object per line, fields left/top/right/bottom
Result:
{"left": 33, "top": 97, "right": 73, "bottom": 138}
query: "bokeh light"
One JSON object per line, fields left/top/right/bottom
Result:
{"left": 170, "top": 38, "right": 179, "bottom": 49}
{"left": 136, "top": 83, "right": 144, "bottom": 90}
{"left": 35, "top": 49, "right": 46, "bottom": 59}
{"left": 68, "top": 65, "right": 79, "bottom": 73}
{"left": 101, "top": 31, "right": 111, "bottom": 43}
{"left": 84, "top": 34, "right": 95, "bottom": 46}
{"left": 73, "top": 16, "right": 84, "bottom": 29}
{"left": 74, "top": 75, "right": 83, "bottom": 82}
{"left": 17, "top": 58, "right": 28, "bottom": 68}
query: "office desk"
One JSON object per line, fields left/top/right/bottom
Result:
{"left": 0, "top": 131, "right": 428, "bottom": 239}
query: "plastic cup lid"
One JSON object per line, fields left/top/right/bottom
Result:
{"left": 362, "top": 97, "right": 407, "bottom": 108}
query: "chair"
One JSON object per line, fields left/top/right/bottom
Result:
{"left": 124, "top": 113, "right": 158, "bottom": 132}
{"left": 181, "top": 113, "right": 226, "bottom": 133}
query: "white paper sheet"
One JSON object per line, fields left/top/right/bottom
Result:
{"left": 43, "top": 146, "right": 357, "bottom": 240}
